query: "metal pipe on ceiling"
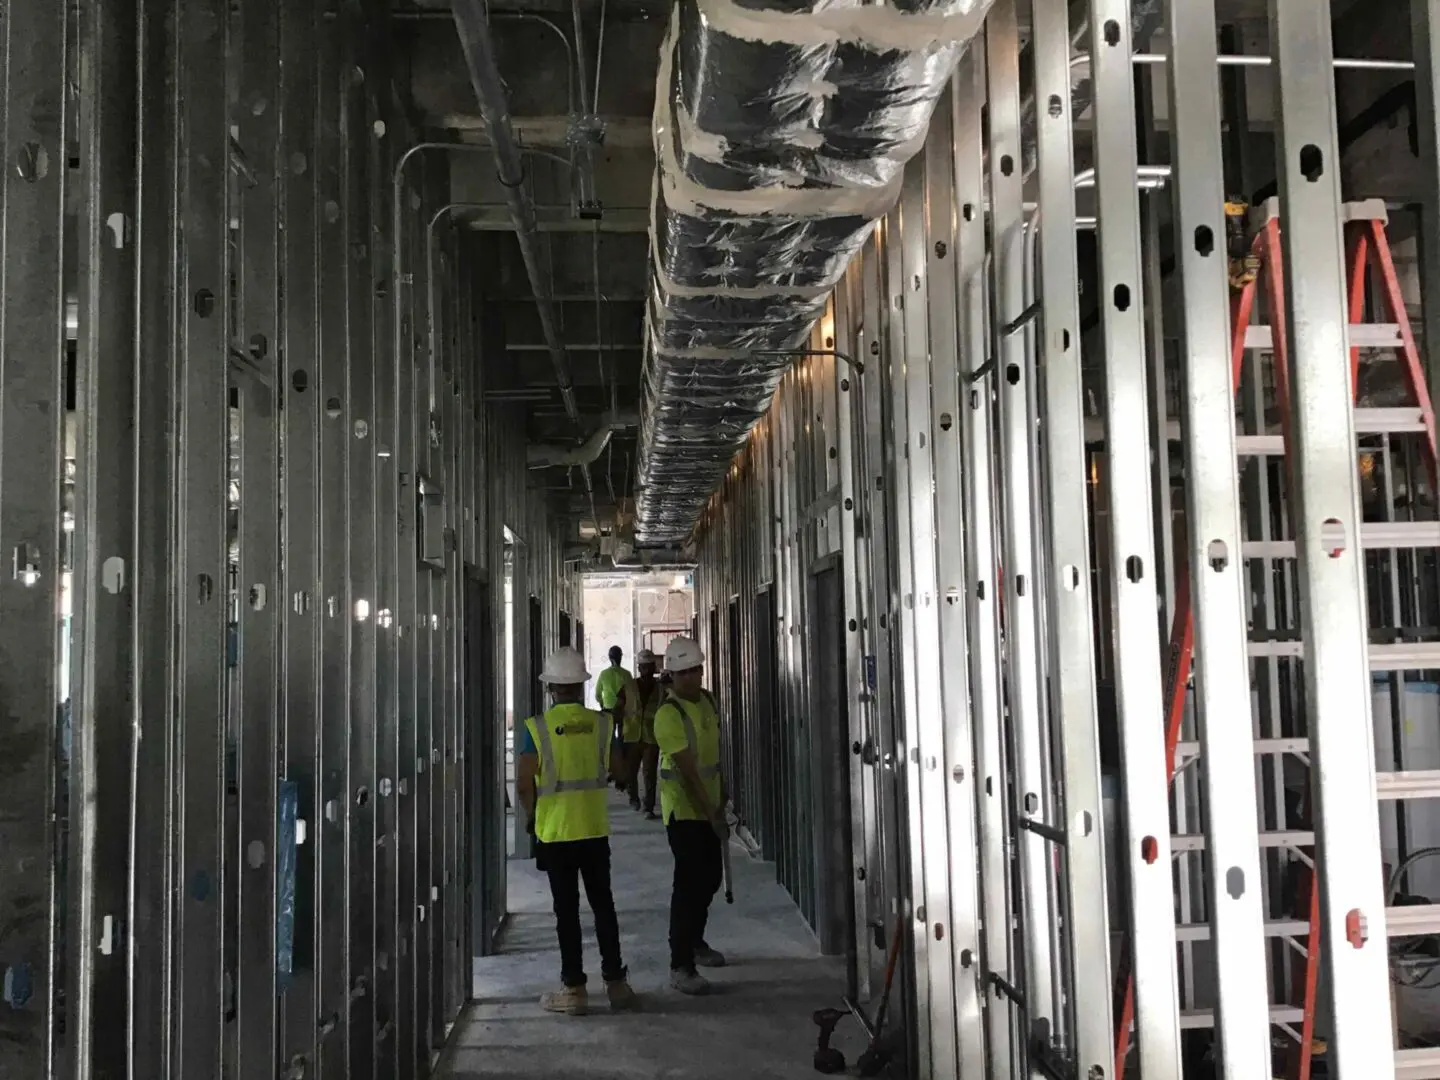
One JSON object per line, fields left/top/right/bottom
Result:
{"left": 569, "top": 0, "right": 600, "bottom": 212}
{"left": 450, "top": 0, "right": 581, "bottom": 425}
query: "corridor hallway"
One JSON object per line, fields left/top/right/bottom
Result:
{"left": 442, "top": 797, "right": 863, "bottom": 1079}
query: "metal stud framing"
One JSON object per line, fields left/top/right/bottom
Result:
{"left": 18, "top": 1, "right": 1440, "bottom": 1076}
{"left": 923, "top": 79, "right": 986, "bottom": 1079}
{"left": 1162, "top": 3, "right": 1272, "bottom": 1072}
{"left": 1087, "top": 0, "right": 1184, "bottom": 1074}
{"left": 0, "top": 3, "right": 582, "bottom": 1075}
{"left": 1269, "top": 0, "right": 1395, "bottom": 1072}
{"left": 1031, "top": 0, "right": 1114, "bottom": 1072}
{"left": 986, "top": 3, "right": 1062, "bottom": 1056}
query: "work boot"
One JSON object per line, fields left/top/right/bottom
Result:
{"left": 644, "top": 809, "right": 659, "bottom": 821}
{"left": 670, "top": 969, "right": 711, "bottom": 996}
{"left": 629, "top": 795, "right": 642, "bottom": 812}
{"left": 605, "top": 977, "right": 640, "bottom": 1011}
{"left": 694, "top": 944, "right": 727, "bottom": 968}
{"left": 540, "top": 985, "right": 589, "bottom": 1015}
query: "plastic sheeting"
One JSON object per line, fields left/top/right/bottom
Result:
{"left": 636, "top": 0, "right": 991, "bottom": 542}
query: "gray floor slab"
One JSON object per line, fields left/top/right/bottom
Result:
{"left": 440, "top": 792, "right": 870, "bottom": 1079}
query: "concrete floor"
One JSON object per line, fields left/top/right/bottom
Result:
{"left": 441, "top": 792, "right": 870, "bottom": 1079}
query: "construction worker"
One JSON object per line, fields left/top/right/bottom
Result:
{"left": 626, "top": 648, "right": 666, "bottom": 820}
{"left": 654, "top": 636, "right": 728, "bottom": 995}
{"left": 517, "top": 647, "right": 639, "bottom": 1015}
{"left": 596, "top": 645, "right": 634, "bottom": 793}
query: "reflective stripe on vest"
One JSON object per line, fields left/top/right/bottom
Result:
{"left": 657, "top": 695, "right": 721, "bottom": 780}
{"left": 533, "top": 709, "right": 609, "bottom": 796}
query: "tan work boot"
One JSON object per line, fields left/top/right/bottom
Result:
{"left": 605, "top": 977, "right": 640, "bottom": 1011}
{"left": 540, "top": 985, "right": 589, "bottom": 1015}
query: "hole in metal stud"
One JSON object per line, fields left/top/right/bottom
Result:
{"left": 1113, "top": 284, "right": 1131, "bottom": 311}
{"left": 963, "top": 203, "right": 975, "bottom": 221}
{"left": 1194, "top": 225, "right": 1215, "bottom": 257}
{"left": 1226, "top": 867, "right": 1245, "bottom": 900}
{"left": 1078, "top": 810, "right": 1093, "bottom": 837}
{"left": 1321, "top": 517, "right": 1347, "bottom": 557}
{"left": 1126, "top": 555, "right": 1144, "bottom": 582}
{"left": 106, "top": 212, "right": 130, "bottom": 249}
{"left": 1062, "top": 564, "right": 1080, "bottom": 591}
{"left": 1048, "top": 94, "right": 1062, "bottom": 118}
{"left": 1141, "top": 836, "right": 1158, "bottom": 864}
{"left": 16, "top": 142, "right": 49, "bottom": 182}
{"left": 939, "top": 411, "right": 953, "bottom": 431}
{"left": 1300, "top": 144, "right": 1324, "bottom": 182}
{"left": 194, "top": 289, "right": 216, "bottom": 318}
{"left": 1208, "top": 539, "right": 1229, "bottom": 571}
{"left": 1103, "top": 18, "right": 1120, "bottom": 45}
{"left": 1006, "top": 363, "right": 1020, "bottom": 385}
{"left": 291, "top": 369, "right": 309, "bottom": 394}
{"left": 1000, "top": 154, "right": 1014, "bottom": 176}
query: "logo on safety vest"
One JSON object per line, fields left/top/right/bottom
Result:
{"left": 554, "top": 719, "right": 596, "bottom": 736}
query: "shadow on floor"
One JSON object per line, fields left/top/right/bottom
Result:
{"left": 442, "top": 793, "right": 869, "bottom": 1079}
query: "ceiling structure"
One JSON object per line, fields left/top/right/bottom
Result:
{"left": 398, "top": 0, "right": 667, "bottom": 544}
{"left": 393, "top": 0, "right": 1424, "bottom": 552}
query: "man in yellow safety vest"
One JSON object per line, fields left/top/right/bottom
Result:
{"left": 517, "top": 647, "right": 639, "bottom": 1015}
{"left": 627, "top": 648, "right": 666, "bottom": 820}
{"left": 596, "top": 645, "right": 638, "bottom": 802}
{"left": 654, "top": 636, "right": 729, "bottom": 995}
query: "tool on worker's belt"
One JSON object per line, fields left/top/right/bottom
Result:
{"left": 1225, "top": 197, "right": 1259, "bottom": 290}
{"left": 812, "top": 1008, "right": 847, "bottom": 1074}
{"left": 856, "top": 914, "right": 906, "bottom": 1077}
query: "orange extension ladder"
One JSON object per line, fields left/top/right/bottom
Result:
{"left": 1111, "top": 198, "right": 1439, "bottom": 1080}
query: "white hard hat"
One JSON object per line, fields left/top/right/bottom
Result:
{"left": 636, "top": 648, "right": 657, "bottom": 665}
{"left": 540, "top": 647, "right": 590, "bottom": 685}
{"left": 664, "top": 636, "right": 705, "bottom": 673}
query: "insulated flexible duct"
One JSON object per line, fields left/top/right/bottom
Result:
{"left": 634, "top": 0, "right": 994, "bottom": 543}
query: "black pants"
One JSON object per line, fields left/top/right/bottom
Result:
{"left": 666, "top": 818, "right": 723, "bottom": 973}
{"left": 541, "top": 836, "right": 626, "bottom": 988}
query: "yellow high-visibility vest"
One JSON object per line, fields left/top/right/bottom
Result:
{"left": 524, "top": 703, "right": 611, "bottom": 843}
{"left": 636, "top": 679, "right": 665, "bottom": 745}
{"left": 654, "top": 692, "right": 722, "bottom": 822}
{"left": 619, "top": 675, "right": 643, "bottom": 743}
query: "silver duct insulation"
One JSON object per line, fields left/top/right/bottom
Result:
{"left": 634, "top": 0, "right": 993, "bottom": 543}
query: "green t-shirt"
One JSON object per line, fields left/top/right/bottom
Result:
{"left": 596, "top": 665, "right": 632, "bottom": 710}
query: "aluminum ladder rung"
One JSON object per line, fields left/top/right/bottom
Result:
{"left": 1245, "top": 322, "right": 1402, "bottom": 350}
{"left": 1174, "top": 918, "right": 1310, "bottom": 943}
{"left": 1247, "top": 639, "right": 1440, "bottom": 670}
{"left": 1179, "top": 1005, "right": 1305, "bottom": 1030}
{"left": 1242, "top": 520, "right": 1440, "bottom": 558}
{"left": 1397, "top": 1047, "right": 1440, "bottom": 1079}
{"left": 1389, "top": 903, "right": 1440, "bottom": 937}
{"left": 1172, "top": 736, "right": 1309, "bottom": 768}
{"left": 1171, "top": 829, "right": 1313, "bottom": 853}
{"left": 1236, "top": 407, "right": 1427, "bottom": 455}
{"left": 1174, "top": 753, "right": 1440, "bottom": 801}
{"left": 1378, "top": 770, "right": 1440, "bottom": 800}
